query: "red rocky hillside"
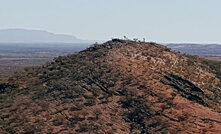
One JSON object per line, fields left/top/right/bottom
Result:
{"left": 1, "top": 39, "right": 221, "bottom": 133}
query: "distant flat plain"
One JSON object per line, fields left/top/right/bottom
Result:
{"left": 166, "top": 43, "right": 221, "bottom": 61}
{"left": 201, "top": 55, "right": 221, "bottom": 61}
{"left": 0, "top": 43, "right": 89, "bottom": 78}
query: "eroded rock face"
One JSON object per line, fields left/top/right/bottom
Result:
{"left": 1, "top": 39, "right": 221, "bottom": 133}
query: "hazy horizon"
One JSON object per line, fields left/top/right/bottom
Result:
{"left": 1, "top": 0, "right": 221, "bottom": 43}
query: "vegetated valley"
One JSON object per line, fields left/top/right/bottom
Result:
{"left": 1, "top": 39, "right": 221, "bottom": 133}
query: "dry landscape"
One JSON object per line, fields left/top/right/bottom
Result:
{"left": 1, "top": 39, "right": 221, "bottom": 133}
{"left": 0, "top": 43, "right": 88, "bottom": 78}
{"left": 202, "top": 55, "right": 221, "bottom": 61}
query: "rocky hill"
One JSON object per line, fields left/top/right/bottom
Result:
{"left": 1, "top": 39, "right": 221, "bottom": 133}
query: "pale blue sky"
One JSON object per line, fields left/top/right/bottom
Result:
{"left": 0, "top": 0, "right": 221, "bottom": 43}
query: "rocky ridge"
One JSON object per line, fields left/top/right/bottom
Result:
{"left": 1, "top": 39, "right": 221, "bottom": 133}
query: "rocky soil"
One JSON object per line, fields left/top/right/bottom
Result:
{"left": 1, "top": 39, "right": 221, "bottom": 133}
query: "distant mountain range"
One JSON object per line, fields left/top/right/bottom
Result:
{"left": 166, "top": 43, "right": 221, "bottom": 55}
{"left": 0, "top": 29, "right": 93, "bottom": 43}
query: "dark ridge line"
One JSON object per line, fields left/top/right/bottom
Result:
{"left": 161, "top": 74, "right": 208, "bottom": 107}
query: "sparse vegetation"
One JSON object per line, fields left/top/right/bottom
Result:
{"left": 1, "top": 39, "right": 221, "bottom": 133}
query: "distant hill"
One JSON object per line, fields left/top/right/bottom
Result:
{"left": 166, "top": 43, "right": 221, "bottom": 55}
{"left": 0, "top": 29, "right": 92, "bottom": 43}
{"left": 1, "top": 39, "right": 221, "bottom": 133}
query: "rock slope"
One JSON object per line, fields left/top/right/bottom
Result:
{"left": 1, "top": 39, "right": 221, "bottom": 133}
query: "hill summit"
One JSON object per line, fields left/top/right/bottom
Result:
{"left": 1, "top": 39, "right": 221, "bottom": 133}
